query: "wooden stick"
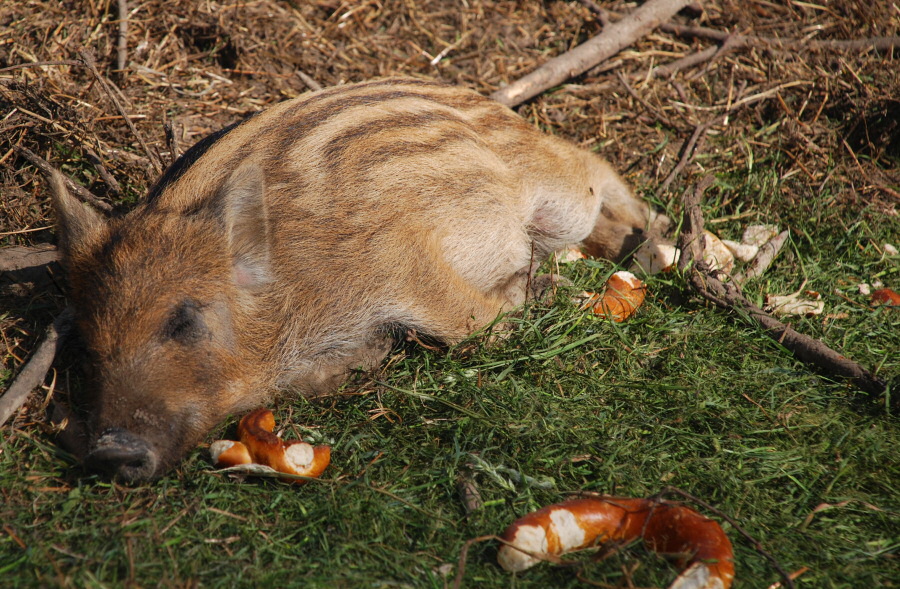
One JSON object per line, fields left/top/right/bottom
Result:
{"left": 0, "top": 60, "right": 82, "bottom": 73}
{"left": 812, "top": 36, "right": 900, "bottom": 51}
{"left": 735, "top": 230, "right": 790, "bottom": 284}
{"left": 0, "top": 244, "right": 59, "bottom": 272}
{"left": 577, "top": 0, "right": 611, "bottom": 27}
{"left": 659, "top": 117, "right": 716, "bottom": 192}
{"left": 650, "top": 44, "right": 719, "bottom": 78}
{"left": 490, "top": 0, "right": 694, "bottom": 107}
{"left": 15, "top": 146, "right": 114, "bottom": 213}
{"left": 297, "top": 70, "right": 323, "bottom": 92}
{"left": 658, "top": 486, "right": 796, "bottom": 589}
{"left": 117, "top": 0, "right": 129, "bottom": 72}
{"left": 457, "top": 462, "right": 484, "bottom": 515}
{"left": 661, "top": 23, "right": 900, "bottom": 52}
{"left": 84, "top": 147, "right": 122, "bottom": 197}
{"left": 615, "top": 71, "right": 675, "bottom": 128}
{"left": 0, "top": 309, "right": 72, "bottom": 427}
{"left": 644, "top": 26, "right": 899, "bottom": 81}
{"left": 677, "top": 179, "right": 887, "bottom": 398}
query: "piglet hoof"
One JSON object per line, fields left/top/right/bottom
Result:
{"left": 528, "top": 273, "right": 573, "bottom": 304}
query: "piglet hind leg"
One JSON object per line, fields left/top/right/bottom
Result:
{"left": 579, "top": 162, "right": 672, "bottom": 263}
{"left": 510, "top": 134, "right": 670, "bottom": 266}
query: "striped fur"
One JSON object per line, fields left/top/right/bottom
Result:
{"left": 51, "top": 78, "right": 668, "bottom": 480}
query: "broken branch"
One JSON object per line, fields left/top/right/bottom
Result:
{"left": 678, "top": 178, "right": 887, "bottom": 399}
{"left": 117, "top": 0, "right": 129, "bottom": 72}
{"left": 735, "top": 230, "right": 790, "bottom": 284}
{"left": 490, "top": 0, "right": 694, "bottom": 107}
{"left": 658, "top": 486, "right": 795, "bottom": 589}
{"left": 659, "top": 117, "right": 717, "bottom": 192}
{"left": 0, "top": 244, "right": 59, "bottom": 273}
{"left": 661, "top": 23, "right": 900, "bottom": 52}
{"left": 297, "top": 70, "right": 323, "bottom": 92}
{"left": 79, "top": 49, "right": 161, "bottom": 173}
{"left": 0, "top": 309, "right": 72, "bottom": 427}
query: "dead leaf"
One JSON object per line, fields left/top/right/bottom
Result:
{"left": 765, "top": 291, "right": 824, "bottom": 316}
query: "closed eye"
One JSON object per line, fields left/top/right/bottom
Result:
{"left": 164, "top": 299, "right": 208, "bottom": 344}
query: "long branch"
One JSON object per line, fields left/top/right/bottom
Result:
{"left": 78, "top": 49, "right": 161, "bottom": 173}
{"left": 678, "top": 179, "right": 887, "bottom": 398}
{"left": 0, "top": 244, "right": 59, "bottom": 272}
{"left": 661, "top": 23, "right": 900, "bottom": 52}
{"left": 490, "top": 0, "right": 694, "bottom": 107}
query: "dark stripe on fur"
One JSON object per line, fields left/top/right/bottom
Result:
{"left": 274, "top": 89, "right": 485, "bottom": 155}
{"left": 150, "top": 80, "right": 487, "bottom": 202}
{"left": 147, "top": 112, "right": 259, "bottom": 203}
{"left": 319, "top": 111, "right": 469, "bottom": 172}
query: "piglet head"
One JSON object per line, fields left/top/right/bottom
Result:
{"left": 49, "top": 162, "right": 273, "bottom": 482}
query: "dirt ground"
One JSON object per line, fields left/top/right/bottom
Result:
{"left": 2, "top": 0, "right": 898, "bottom": 220}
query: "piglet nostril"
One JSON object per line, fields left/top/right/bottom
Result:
{"left": 86, "top": 429, "right": 158, "bottom": 482}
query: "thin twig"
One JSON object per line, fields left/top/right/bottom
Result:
{"left": 117, "top": 0, "right": 129, "bottom": 72}
{"left": 659, "top": 80, "right": 753, "bottom": 192}
{"left": 661, "top": 23, "right": 900, "bottom": 52}
{"left": 163, "top": 120, "right": 181, "bottom": 168}
{"left": 768, "top": 567, "right": 810, "bottom": 589}
{"left": 84, "top": 147, "right": 122, "bottom": 197}
{"left": 685, "top": 33, "right": 744, "bottom": 81}
{"left": 0, "top": 60, "right": 82, "bottom": 73}
{"left": 734, "top": 230, "right": 790, "bottom": 284}
{"left": 452, "top": 535, "right": 498, "bottom": 589}
{"left": 452, "top": 534, "right": 574, "bottom": 589}
{"left": 646, "top": 25, "right": 899, "bottom": 82}
{"left": 615, "top": 71, "right": 675, "bottom": 127}
{"left": 659, "top": 118, "right": 716, "bottom": 192}
{"left": 457, "top": 463, "right": 484, "bottom": 515}
{"left": 650, "top": 44, "right": 719, "bottom": 78}
{"left": 576, "top": 0, "right": 611, "bottom": 27}
{"left": 297, "top": 70, "right": 323, "bottom": 92}
{"left": 78, "top": 49, "right": 161, "bottom": 173}
{"left": 841, "top": 139, "right": 900, "bottom": 202}
{"left": 657, "top": 486, "right": 796, "bottom": 589}
{"left": 15, "top": 146, "right": 113, "bottom": 213}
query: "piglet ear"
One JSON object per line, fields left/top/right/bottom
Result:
{"left": 216, "top": 161, "right": 273, "bottom": 290}
{"left": 49, "top": 171, "right": 105, "bottom": 260}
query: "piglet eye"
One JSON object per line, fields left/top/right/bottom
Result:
{"left": 164, "top": 300, "right": 207, "bottom": 344}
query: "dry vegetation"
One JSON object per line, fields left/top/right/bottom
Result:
{"left": 0, "top": 0, "right": 895, "bottom": 358}
{"left": 1, "top": 0, "right": 898, "bottom": 587}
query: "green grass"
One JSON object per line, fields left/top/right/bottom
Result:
{"left": 1, "top": 164, "right": 898, "bottom": 588}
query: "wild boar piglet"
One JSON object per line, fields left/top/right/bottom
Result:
{"left": 51, "top": 78, "right": 670, "bottom": 481}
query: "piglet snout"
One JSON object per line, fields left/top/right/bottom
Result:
{"left": 85, "top": 429, "right": 159, "bottom": 482}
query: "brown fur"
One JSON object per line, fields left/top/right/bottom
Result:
{"left": 51, "top": 78, "right": 669, "bottom": 481}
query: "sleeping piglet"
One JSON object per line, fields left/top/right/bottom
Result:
{"left": 50, "top": 78, "right": 669, "bottom": 481}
